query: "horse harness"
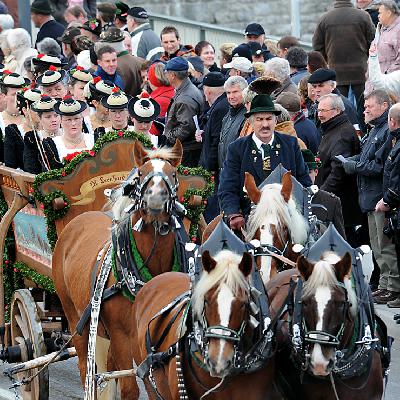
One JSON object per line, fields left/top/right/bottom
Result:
{"left": 136, "top": 245, "right": 297, "bottom": 399}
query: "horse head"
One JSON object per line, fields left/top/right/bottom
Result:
{"left": 192, "top": 250, "right": 253, "bottom": 378}
{"left": 111, "top": 140, "right": 182, "bottom": 223}
{"left": 245, "top": 171, "right": 308, "bottom": 283}
{"left": 297, "top": 252, "right": 357, "bottom": 376}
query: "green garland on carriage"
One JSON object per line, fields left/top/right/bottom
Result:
{"left": 1, "top": 131, "right": 214, "bottom": 319}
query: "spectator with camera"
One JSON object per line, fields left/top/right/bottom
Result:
{"left": 375, "top": 102, "right": 400, "bottom": 307}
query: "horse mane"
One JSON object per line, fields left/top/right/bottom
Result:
{"left": 109, "top": 146, "right": 179, "bottom": 221}
{"left": 192, "top": 250, "right": 250, "bottom": 320}
{"left": 303, "top": 252, "right": 358, "bottom": 317}
{"left": 245, "top": 183, "right": 309, "bottom": 244}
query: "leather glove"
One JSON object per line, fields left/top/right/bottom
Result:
{"left": 342, "top": 160, "right": 357, "bottom": 174}
{"left": 229, "top": 214, "right": 245, "bottom": 231}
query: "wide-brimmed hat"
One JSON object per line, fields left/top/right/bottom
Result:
{"left": 58, "top": 26, "right": 81, "bottom": 44}
{"left": 31, "top": 95, "right": 57, "bottom": 113}
{"left": 80, "top": 18, "right": 102, "bottom": 37}
{"left": 16, "top": 88, "right": 42, "bottom": 107}
{"left": 54, "top": 96, "right": 87, "bottom": 116}
{"left": 99, "top": 26, "right": 124, "bottom": 43}
{"left": 36, "top": 66, "right": 66, "bottom": 86}
{"left": 32, "top": 54, "right": 66, "bottom": 69}
{"left": 128, "top": 92, "right": 160, "bottom": 122}
{"left": 85, "top": 77, "right": 116, "bottom": 101}
{"left": 101, "top": 87, "right": 130, "bottom": 110}
{"left": 1, "top": 71, "right": 30, "bottom": 88}
{"left": 245, "top": 94, "right": 281, "bottom": 117}
{"left": 69, "top": 66, "right": 93, "bottom": 83}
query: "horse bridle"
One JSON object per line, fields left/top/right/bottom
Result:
{"left": 290, "top": 278, "right": 351, "bottom": 372}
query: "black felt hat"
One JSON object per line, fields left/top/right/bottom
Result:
{"left": 116, "top": 2, "right": 129, "bottom": 21}
{"left": 202, "top": 72, "right": 226, "bottom": 87}
{"left": 101, "top": 88, "right": 130, "bottom": 110}
{"left": 54, "top": 96, "right": 87, "bottom": 116}
{"left": 1, "top": 71, "right": 30, "bottom": 88}
{"left": 36, "top": 67, "right": 66, "bottom": 87}
{"left": 58, "top": 26, "right": 81, "bottom": 44}
{"left": 31, "top": 95, "right": 57, "bottom": 113}
{"left": 16, "top": 88, "right": 42, "bottom": 108}
{"left": 308, "top": 68, "right": 336, "bottom": 84}
{"left": 80, "top": 19, "right": 102, "bottom": 37}
{"left": 31, "top": 0, "right": 53, "bottom": 15}
{"left": 128, "top": 93, "right": 160, "bottom": 122}
{"left": 245, "top": 94, "right": 281, "bottom": 117}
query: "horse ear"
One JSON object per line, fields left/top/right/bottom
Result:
{"left": 202, "top": 250, "right": 217, "bottom": 273}
{"left": 238, "top": 252, "right": 253, "bottom": 277}
{"left": 169, "top": 139, "right": 183, "bottom": 167}
{"left": 281, "top": 171, "right": 292, "bottom": 203}
{"left": 244, "top": 172, "right": 261, "bottom": 204}
{"left": 297, "top": 255, "right": 314, "bottom": 281}
{"left": 134, "top": 141, "right": 150, "bottom": 167}
{"left": 334, "top": 252, "right": 352, "bottom": 282}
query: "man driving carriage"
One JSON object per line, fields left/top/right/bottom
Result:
{"left": 218, "top": 93, "right": 312, "bottom": 231}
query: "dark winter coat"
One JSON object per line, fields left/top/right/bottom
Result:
{"left": 316, "top": 112, "right": 362, "bottom": 226}
{"left": 35, "top": 19, "right": 66, "bottom": 48}
{"left": 383, "top": 128, "right": 400, "bottom": 209}
{"left": 116, "top": 52, "right": 143, "bottom": 97}
{"left": 163, "top": 78, "right": 204, "bottom": 167}
{"left": 4, "top": 124, "right": 24, "bottom": 169}
{"left": 218, "top": 132, "right": 312, "bottom": 216}
{"left": 312, "top": 0, "right": 375, "bottom": 85}
{"left": 353, "top": 110, "right": 392, "bottom": 212}
{"left": 199, "top": 93, "right": 229, "bottom": 172}
{"left": 292, "top": 110, "right": 320, "bottom": 154}
{"left": 218, "top": 104, "right": 247, "bottom": 169}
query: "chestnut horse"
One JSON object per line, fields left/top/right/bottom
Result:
{"left": 131, "top": 249, "right": 282, "bottom": 400}
{"left": 52, "top": 140, "right": 184, "bottom": 399}
{"left": 267, "top": 252, "right": 385, "bottom": 400}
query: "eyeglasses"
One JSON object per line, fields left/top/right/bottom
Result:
{"left": 317, "top": 108, "right": 335, "bottom": 114}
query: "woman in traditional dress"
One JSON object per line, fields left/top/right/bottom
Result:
{"left": 36, "top": 67, "right": 68, "bottom": 100}
{"left": 128, "top": 93, "right": 161, "bottom": 148}
{"left": 23, "top": 95, "right": 61, "bottom": 174}
{"left": 94, "top": 88, "right": 133, "bottom": 139}
{"left": 84, "top": 77, "right": 116, "bottom": 131}
{"left": 38, "top": 97, "right": 94, "bottom": 169}
{"left": 4, "top": 87, "right": 42, "bottom": 169}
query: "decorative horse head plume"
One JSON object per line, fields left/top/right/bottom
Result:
{"left": 296, "top": 251, "right": 357, "bottom": 377}
{"left": 245, "top": 171, "right": 309, "bottom": 283}
{"left": 192, "top": 249, "right": 253, "bottom": 378}
{"left": 111, "top": 140, "right": 182, "bottom": 222}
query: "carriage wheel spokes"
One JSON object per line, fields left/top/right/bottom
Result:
{"left": 10, "top": 289, "right": 49, "bottom": 400}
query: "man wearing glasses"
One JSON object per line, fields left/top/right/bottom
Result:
{"left": 315, "top": 93, "right": 362, "bottom": 246}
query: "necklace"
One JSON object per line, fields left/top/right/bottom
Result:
{"left": 63, "top": 134, "right": 85, "bottom": 147}
{"left": 42, "top": 130, "right": 60, "bottom": 138}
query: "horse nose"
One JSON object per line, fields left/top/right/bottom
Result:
{"left": 206, "top": 357, "right": 232, "bottom": 376}
{"left": 311, "top": 361, "right": 329, "bottom": 376}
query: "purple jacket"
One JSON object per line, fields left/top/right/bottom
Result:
{"left": 377, "top": 17, "right": 400, "bottom": 74}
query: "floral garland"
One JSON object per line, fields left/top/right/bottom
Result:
{"left": 13, "top": 262, "right": 55, "bottom": 293}
{"left": 177, "top": 165, "right": 214, "bottom": 238}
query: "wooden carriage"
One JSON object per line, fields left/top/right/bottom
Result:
{"left": 0, "top": 138, "right": 213, "bottom": 399}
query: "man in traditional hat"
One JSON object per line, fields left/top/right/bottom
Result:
{"left": 163, "top": 56, "right": 204, "bottom": 167}
{"left": 218, "top": 94, "right": 312, "bottom": 231}
{"left": 31, "top": 0, "right": 65, "bottom": 48}
{"left": 58, "top": 26, "right": 82, "bottom": 69}
{"left": 115, "top": 2, "right": 129, "bottom": 30}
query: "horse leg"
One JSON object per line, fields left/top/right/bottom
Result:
{"left": 96, "top": 336, "right": 118, "bottom": 400}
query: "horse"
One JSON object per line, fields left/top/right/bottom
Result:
{"left": 131, "top": 248, "right": 283, "bottom": 400}
{"left": 52, "top": 140, "right": 185, "bottom": 399}
{"left": 242, "top": 171, "right": 308, "bottom": 284}
{"left": 267, "top": 252, "right": 385, "bottom": 400}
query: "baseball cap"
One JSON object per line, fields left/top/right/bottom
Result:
{"left": 223, "top": 57, "right": 253, "bottom": 74}
{"left": 245, "top": 23, "right": 265, "bottom": 37}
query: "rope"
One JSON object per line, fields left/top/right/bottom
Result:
{"left": 200, "top": 377, "right": 225, "bottom": 399}
{"left": 329, "top": 373, "right": 340, "bottom": 400}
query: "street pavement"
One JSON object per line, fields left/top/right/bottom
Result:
{"left": 0, "top": 304, "right": 398, "bottom": 399}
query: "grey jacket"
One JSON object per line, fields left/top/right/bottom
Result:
{"left": 164, "top": 78, "right": 204, "bottom": 149}
{"left": 352, "top": 110, "right": 393, "bottom": 212}
{"left": 218, "top": 105, "right": 246, "bottom": 169}
{"left": 130, "top": 23, "right": 162, "bottom": 60}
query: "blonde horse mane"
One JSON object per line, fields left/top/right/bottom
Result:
{"left": 245, "top": 183, "right": 309, "bottom": 244}
{"left": 192, "top": 250, "right": 250, "bottom": 320}
{"left": 303, "top": 252, "right": 358, "bottom": 317}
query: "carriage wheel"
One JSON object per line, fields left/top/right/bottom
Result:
{"left": 10, "top": 289, "right": 49, "bottom": 400}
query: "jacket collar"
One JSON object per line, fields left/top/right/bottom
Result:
{"left": 333, "top": 0, "right": 354, "bottom": 8}
{"left": 132, "top": 22, "right": 150, "bottom": 35}
{"left": 175, "top": 78, "right": 191, "bottom": 96}
{"left": 229, "top": 103, "right": 246, "bottom": 116}
{"left": 369, "top": 109, "right": 389, "bottom": 128}
{"left": 321, "top": 112, "right": 349, "bottom": 134}
{"left": 292, "top": 110, "right": 305, "bottom": 124}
